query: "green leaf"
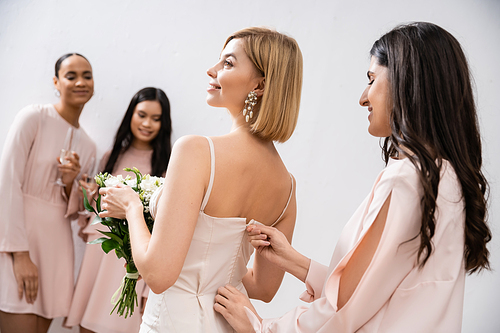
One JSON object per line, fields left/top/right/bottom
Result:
{"left": 98, "top": 230, "right": 124, "bottom": 245}
{"left": 101, "top": 239, "right": 120, "bottom": 254}
{"left": 101, "top": 217, "right": 120, "bottom": 228}
{"left": 91, "top": 215, "right": 103, "bottom": 226}
{"left": 82, "top": 186, "right": 97, "bottom": 214}
{"left": 88, "top": 237, "right": 107, "bottom": 245}
{"left": 95, "top": 194, "right": 102, "bottom": 212}
{"left": 115, "top": 248, "right": 125, "bottom": 259}
{"left": 124, "top": 167, "right": 142, "bottom": 191}
{"left": 118, "top": 221, "right": 129, "bottom": 234}
{"left": 134, "top": 172, "right": 141, "bottom": 191}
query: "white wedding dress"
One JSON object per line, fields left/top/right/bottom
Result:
{"left": 140, "top": 137, "right": 294, "bottom": 332}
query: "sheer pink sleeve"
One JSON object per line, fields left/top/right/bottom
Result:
{"left": 247, "top": 162, "right": 430, "bottom": 332}
{"left": 299, "top": 260, "right": 328, "bottom": 302}
{"left": 0, "top": 106, "right": 40, "bottom": 252}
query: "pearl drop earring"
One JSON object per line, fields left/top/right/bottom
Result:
{"left": 243, "top": 91, "right": 258, "bottom": 123}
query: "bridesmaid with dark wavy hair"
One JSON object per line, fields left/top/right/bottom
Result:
{"left": 65, "top": 87, "right": 172, "bottom": 333}
{"left": 215, "top": 22, "right": 491, "bottom": 332}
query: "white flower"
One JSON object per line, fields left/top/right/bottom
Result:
{"left": 125, "top": 178, "right": 137, "bottom": 187}
{"left": 104, "top": 175, "right": 125, "bottom": 187}
{"left": 140, "top": 175, "right": 160, "bottom": 191}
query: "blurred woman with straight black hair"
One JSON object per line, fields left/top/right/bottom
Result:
{"left": 215, "top": 22, "right": 491, "bottom": 332}
{"left": 0, "top": 53, "right": 96, "bottom": 333}
{"left": 65, "top": 87, "right": 172, "bottom": 333}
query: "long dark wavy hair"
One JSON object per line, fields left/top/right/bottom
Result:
{"left": 103, "top": 87, "right": 172, "bottom": 177}
{"left": 370, "top": 22, "right": 491, "bottom": 274}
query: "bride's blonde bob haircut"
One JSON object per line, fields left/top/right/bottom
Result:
{"left": 224, "top": 27, "right": 303, "bottom": 143}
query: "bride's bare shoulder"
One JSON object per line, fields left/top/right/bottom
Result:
{"left": 173, "top": 135, "right": 210, "bottom": 151}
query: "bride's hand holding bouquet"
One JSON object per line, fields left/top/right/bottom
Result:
{"left": 99, "top": 183, "right": 143, "bottom": 220}
{"left": 82, "top": 169, "right": 162, "bottom": 318}
{"left": 97, "top": 181, "right": 148, "bottom": 318}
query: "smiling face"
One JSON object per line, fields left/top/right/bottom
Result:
{"left": 206, "top": 38, "right": 264, "bottom": 115}
{"left": 54, "top": 55, "right": 94, "bottom": 107}
{"left": 130, "top": 100, "right": 162, "bottom": 149}
{"left": 359, "top": 56, "right": 392, "bottom": 137}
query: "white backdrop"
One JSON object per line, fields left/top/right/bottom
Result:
{"left": 0, "top": 0, "right": 498, "bottom": 332}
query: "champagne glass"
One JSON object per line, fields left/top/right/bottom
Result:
{"left": 84, "top": 156, "right": 98, "bottom": 195}
{"left": 55, "top": 127, "right": 80, "bottom": 186}
{"left": 79, "top": 156, "right": 98, "bottom": 216}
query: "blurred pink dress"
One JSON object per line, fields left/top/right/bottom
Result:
{"left": 248, "top": 158, "right": 466, "bottom": 332}
{"left": 65, "top": 147, "right": 151, "bottom": 333}
{"left": 0, "top": 104, "right": 96, "bottom": 318}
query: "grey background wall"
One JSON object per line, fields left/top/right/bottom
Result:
{"left": 0, "top": 0, "right": 498, "bottom": 332}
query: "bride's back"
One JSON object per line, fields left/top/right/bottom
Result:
{"left": 139, "top": 27, "right": 303, "bottom": 333}
{"left": 203, "top": 131, "right": 292, "bottom": 226}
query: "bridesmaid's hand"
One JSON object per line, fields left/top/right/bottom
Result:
{"left": 57, "top": 151, "right": 81, "bottom": 189}
{"left": 78, "top": 225, "right": 89, "bottom": 243}
{"left": 246, "top": 224, "right": 294, "bottom": 271}
{"left": 78, "top": 174, "right": 98, "bottom": 198}
{"left": 247, "top": 224, "right": 311, "bottom": 283}
{"left": 247, "top": 224, "right": 311, "bottom": 282}
{"left": 99, "top": 183, "right": 143, "bottom": 220}
{"left": 12, "top": 251, "right": 38, "bottom": 304}
{"left": 214, "top": 285, "right": 260, "bottom": 333}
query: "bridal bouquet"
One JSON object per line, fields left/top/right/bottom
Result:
{"left": 82, "top": 167, "right": 163, "bottom": 318}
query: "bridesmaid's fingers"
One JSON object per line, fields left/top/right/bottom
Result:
{"left": 214, "top": 294, "right": 229, "bottom": 308}
{"left": 217, "top": 286, "right": 231, "bottom": 299}
{"left": 26, "top": 279, "right": 34, "bottom": 303}
{"left": 58, "top": 164, "right": 77, "bottom": 173}
{"left": 24, "top": 282, "right": 31, "bottom": 304}
{"left": 248, "top": 233, "right": 269, "bottom": 241}
{"left": 64, "top": 152, "right": 80, "bottom": 167}
{"left": 24, "top": 280, "right": 32, "bottom": 303}
{"left": 78, "top": 228, "right": 88, "bottom": 242}
{"left": 247, "top": 224, "right": 259, "bottom": 232}
{"left": 249, "top": 239, "right": 271, "bottom": 248}
{"left": 32, "top": 276, "right": 38, "bottom": 302}
{"left": 250, "top": 224, "right": 276, "bottom": 236}
{"left": 247, "top": 225, "right": 278, "bottom": 242}
{"left": 79, "top": 178, "right": 92, "bottom": 193}
{"left": 27, "top": 275, "right": 37, "bottom": 303}
{"left": 213, "top": 301, "right": 227, "bottom": 316}
{"left": 218, "top": 284, "right": 243, "bottom": 299}
{"left": 16, "top": 279, "right": 24, "bottom": 300}
{"left": 224, "top": 284, "right": 240, "bottom": 294}
{"left": 248, "top": 232, "right": 271, "bottom": 248}
{"left": 66, "top": 151, "right": 80, "bottom": 164}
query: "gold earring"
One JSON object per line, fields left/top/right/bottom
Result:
{"left": 243, "top": 91, "right": 258, "bottom": 123}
